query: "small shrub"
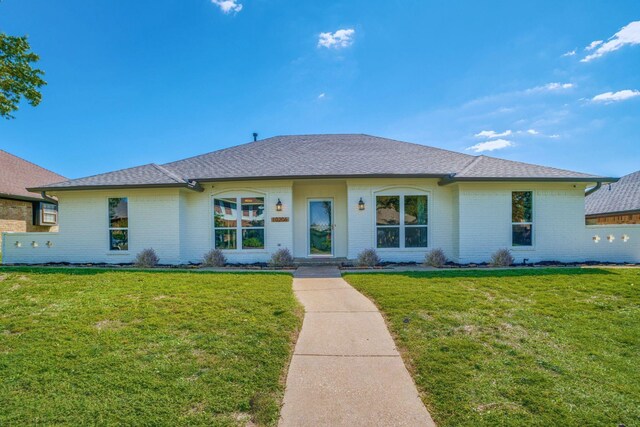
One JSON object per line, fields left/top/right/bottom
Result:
{"left": 269, "top": 248, "right": 294, "bottom": 267}
{"left": 425, "top": 248, "right": 448, "bottom": 268}
{"left": 202, "top": 249, "right": 226, "bottom": 267}
{"left": 135, "top": 248, "right": 159, "bottom": 268}
{"left": 490, "top": 248, "right": 514, "bottom": 267}
{"left": 357, "top": 248, "right": 380, "bottom": 267}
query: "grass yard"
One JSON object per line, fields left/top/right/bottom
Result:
{"left": 0, "top": 268, "right": 301, "bottom": 426}
{"left": 345, "top": 268, "right": 640, "bottom": 427}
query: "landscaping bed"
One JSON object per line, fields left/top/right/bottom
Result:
{"left": 0, "top": 268, "right": 302, "bottom": 426}
{"left": 344, "top": 268, "right": 640, "bottom": 426}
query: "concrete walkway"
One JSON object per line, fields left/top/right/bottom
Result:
{"left": 279, "top": 266, "right": 435, "bottom": 426}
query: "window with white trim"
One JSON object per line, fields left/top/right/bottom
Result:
{"left": 41, "top": 203, "right": 58, "bottom": 225}
{"left": 213, "top": 197, "right": 265, "bottom": 250}
{"left": 376, "top": 194, "right": 428, "bottom": 249}
{"left": 512, "top": 191, "right": 533, "bottom": 246}
{"left": 108, "top": 198, "right": 128, "bottom": 250}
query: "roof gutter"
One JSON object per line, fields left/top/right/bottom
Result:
{"left": 586, "top": 208, "right": 640, "bottom": 218}
{"left": 40, "top": 191, "right": 59, "bottom": 204}
{"left": 584, "top": 181, "right": 602, "bottom": 196}
{"left": 27, "top": 182, "right": 205, "bottom": 193}
{"left": 438, "top": 176, "right": 619, "bottom": 186}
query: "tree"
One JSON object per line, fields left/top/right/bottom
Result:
{"left": 0, "top": 33, "right": 46, "bottom": 119}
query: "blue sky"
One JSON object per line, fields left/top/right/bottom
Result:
{"left": 2, "top": 0, "right": 639, "bottom": 179}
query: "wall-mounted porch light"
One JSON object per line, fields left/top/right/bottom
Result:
{"left": 358, "top": 197, "right": 365, "bottom": 211}
{"left": 275, "top": 198, "right": 283, "bottom": 212}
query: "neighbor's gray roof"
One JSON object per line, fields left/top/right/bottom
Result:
{"left": 586, "top": 170, "right": 640, "bottom": 216}
{"left": 0, "top": 149, "right": 67, "bottom": 201}
{"left": 30, "top": 134, "right": 611, "bottom": 191}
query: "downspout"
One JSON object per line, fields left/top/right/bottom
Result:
{"left": 585, "top": 182, "right": 602, "bottom": 196}
{"left": 41, "top": 191, "right": 58, "bottom": 204}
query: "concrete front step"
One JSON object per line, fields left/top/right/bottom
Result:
{"left": 294, "top": 257, "right": 350, "bottom": 267}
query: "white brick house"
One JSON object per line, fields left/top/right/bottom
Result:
{"left": 2, "top": 134, "right": 639, "bottom": 264}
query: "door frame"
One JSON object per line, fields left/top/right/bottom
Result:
{"left": 307, "top": 198, "right": 334, "bottom": 257}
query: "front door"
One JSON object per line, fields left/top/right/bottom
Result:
{"left": 308, "top": 199, "right": 333, "bottom": 256}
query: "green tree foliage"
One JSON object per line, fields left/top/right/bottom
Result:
{"left": 0, "top": 33, "right": 46, "bottom": 119}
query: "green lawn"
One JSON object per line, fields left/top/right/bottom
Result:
{"left": 0, "top": 268, "right": 301, "bottom": 426}
{"left": 344, "top": 268, "right": 640, "bottom": 427}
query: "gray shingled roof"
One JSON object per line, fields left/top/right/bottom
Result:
{"left": 586, "top": 170, "right": 640, "bottom": 216}
{"left": 39, "top": 163, "right": 192, "bottom": 189}
{"left": 31, "top": 134, "right": 610, "bottom": 191}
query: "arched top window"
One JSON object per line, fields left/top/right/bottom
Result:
{"left": 374, "top": 190, "right": 429, "bottom": 249}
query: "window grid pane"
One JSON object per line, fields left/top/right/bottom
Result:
{"left": 404, "top": 195, "right": 428, "bottom": 225}
{"left": 109, "top": 198, "right": 128, "bottom": 228}
{"left": 109, "top": 230, "right": 128, "bottom": 251}
{"left": 512, "top": 224, "right": 532, "bottom": 246}
{"left": 376, "top": 196, "right": 400, "bottom": 225}
{"left": 405, "top": 226, "right": 428, "bottom": 248}
{"left": 242, "top": 228, "right": 265, "bottom": 249}
{"left": 241, "top": 197, "right": 265, "bottom": 227}
{"left": 377, "top": 227, "right": 400, "bottom": 248}
{"left": 512, "top": 191, "right": 532, "bottom": 223}
{"left": 215, "top": 229, "right": 237, "bottom": 250}
{"left": 214, "top": 198, "right": 237, "bottom": 228}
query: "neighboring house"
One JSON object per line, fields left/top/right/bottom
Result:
{"left": 586, "top": 170, "right": 640, "bottom": 225}
{"left": 2, "top": 134, "right": 639, "bottom": 264}
{"left": 0, "top": 150, "right": 66, "bottom": 250}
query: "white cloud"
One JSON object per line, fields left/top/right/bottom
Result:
{"left": 562, "top": 49, "right": 576, "bottom": 57}
{"left": 318, "top": 29, "right": 355, "bottom": 49}
{"left": 543, "top": 82, "right": 574, "bottom": 91}
{"left": 467, "top": 139, "right": 513, "bottom": 152}
{"left": 211, "top": 0, "right": 242, "bottom": 14}
{"left": 585, "top": 40, "right": 603, "bottom": 51}
{"left": 525, "top": 82, "right": 574, "bottom": 93}
{"left": 526, "top": 129, "right": 539, "bottom": 135}
{"left": 591, "top": 89, "right": 640, "bottom": 103}
{"left": 474, "top": 129, "right": 512, "bottom": 139}
{"left": 581, "top": 21, "right": 640, "bottom": 62}
{"left": 317, "top": 93, "right": 326, "bottom": 99}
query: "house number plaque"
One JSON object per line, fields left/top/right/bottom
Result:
{"left": 271, "top": 217, "right": 290, "bottom": 222}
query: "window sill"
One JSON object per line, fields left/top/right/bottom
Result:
{"left": 218, "top": 249, "right": 269, "bottom": 253}
{"left": 511, "top": 246, "right": 536, "bottom": 251}
{"left": 106, "top": 251, "right": 130, "bottom": 255}
{"left": 376, "top": 247, "right": 429, "bottom": 252}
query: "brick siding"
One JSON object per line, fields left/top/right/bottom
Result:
{"left": 0, "top": 198, "right": 57, "bottom": 250}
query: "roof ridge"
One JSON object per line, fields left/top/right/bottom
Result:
{"left": 162, "top": 137, "right": 274, "bottom": 167}
{"left": 457, "top": 155, "right": 485, "bottom": 175}
{"left": 150, "top": 163, "right": 187, "bottom": 183}
{"left": 0, "top": 149, "right": 67, "bottom": 180}
{"left": 359, "top": 134, "right": 476, "bottom": 160}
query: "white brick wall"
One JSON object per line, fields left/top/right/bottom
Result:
{"left": 2, "top": 179, "right": 639, "bottom": 265}
{"left": 2, "top": 188, "right": 182, "bottom": 264}
{"left": 180, "top": 181, "right": 294, "bottom": 264}
{"left": 346, "top": 178, "right": 456, "bottom": 263}
{"left": 456, "top": 182, "right": 640, "bottom": 264}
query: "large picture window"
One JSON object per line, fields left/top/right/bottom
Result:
{"left": 213, "top": 196, "right": 265, "bottom": 250}
{"left": 108, "top": 198, "right": 128, "bottom": 250}
{"left": 376, "top": 194, "right": 428, "bottom": 249}
{"left": 512, "top": 191, "right": 533, "bottom": 246}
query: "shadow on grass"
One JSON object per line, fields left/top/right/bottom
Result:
{"left": 0, "top": 266, "right": 292, "bottom": 276}
{"left": 343, "top": 267, "right": 619, "bottom": 280}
